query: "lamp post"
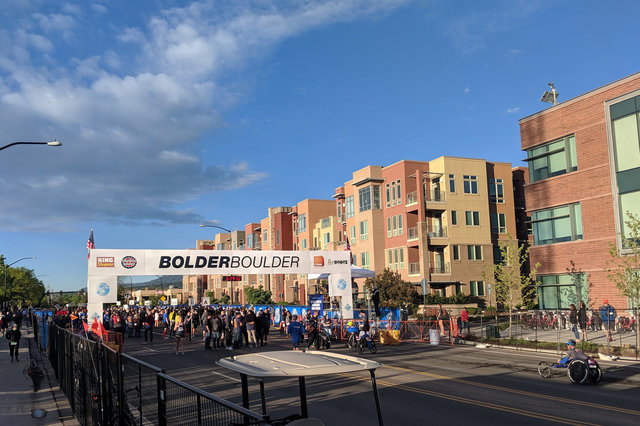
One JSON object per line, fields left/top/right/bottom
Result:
{"left": 199, "top": 224, "right": 232, "bottom": 303}
{"left": 0, "top": 140, "right": 62, "bottom": 151}
{"left": 3, "top": 257, "right": 37, "bottom": 309}
{"left": 199, "top": 224, "right": 232, "bottom": 233}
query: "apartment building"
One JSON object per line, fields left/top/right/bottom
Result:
{"left": 520, "top": 72, "right": 640, "bottom": 310}
{"left": 260, "top": 207, "right": 294, "bottom": 302}
{"left": 290, "top": 199, "right": 338, "bottom": 303}
{"left": 334, "top": 158, "right": 520, "bottom": 302}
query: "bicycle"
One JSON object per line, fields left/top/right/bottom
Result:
{"left": 357, "top": 332, "right": 377, "bottom": 354}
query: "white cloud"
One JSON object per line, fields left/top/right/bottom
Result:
{"left": 0, "top": 0, "right": 408, "bottom": 231}
{"left": 464, "top": 87, "right": 470, "bottom": 93}
{"left": 506, "top": 107, "right": 520, "bottom": 114}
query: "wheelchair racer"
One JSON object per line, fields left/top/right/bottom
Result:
{"left": 558, "top": 339, "right": 589, "bottom": 365}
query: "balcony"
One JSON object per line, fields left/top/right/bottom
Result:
{"left": 409, "top": 262, "right": 420, "bottom": 275}
{"left": 425, "top": 190, "right": 446, "bottom": 202}
{"left": 427, "top": 226, "right": 447, "bottom": 238}
{"left": 408, "top": 226, "right": 419, "bottom": 241}
{"left": 406, "top": 191, "right": 418, "bottom": 206}
{"left": 430, "top": 262, "right": 450, "bottom": 274}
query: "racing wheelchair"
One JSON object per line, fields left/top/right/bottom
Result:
{"left": 537, "top": 356, "right": 602, "bottom": 384}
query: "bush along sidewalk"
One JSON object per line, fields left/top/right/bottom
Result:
{"left": 463, "top": 334, "right": 636, "bottom": 358}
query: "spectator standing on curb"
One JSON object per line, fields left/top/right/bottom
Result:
{"left": 6, "top": 323, "right": 21, "bottom": 362}
{"left": 460, "top": 307, "right": 470, "bottom": 336}
{"left": 436, "top": 304, "right": 447, "bottom": 336}
{"left": 569, "top": 304, "right": 580, "bottom": 341}
{"left": 601, "top": 300, "right": 616, "bottom": 342}
{"left": 578, "top": 301, "right": 588, "bottom": 341}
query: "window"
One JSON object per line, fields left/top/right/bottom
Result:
{"left": 350, "top": 225, "right": 356, "bottom": 242}
{"left": 609, "top": 95, "right": 640, "bottom": 242}
{"left": 359, "top": 220, "right": 369, "bottom": 240}
{"left": 449, "top": 174, "right": 456, "bottom": 193}
{"left": 491, "top": 213, "right": 507, "bottom": 233}
{"left": 493, "top": 245, "right": 502, "bottom": 264}
{"left": 321, "top": 217, "right": 331, "bottom": 228}
{"left": 451, "top": 210, "right": 458, "bottom": 226}
{"left": 385, "top": 248, "right": 404, "bottom": 270}
{"left": 470, "top": 281, "right": 485, "bottom": 296}
{"left": 359, "top": 186, "right": 381, "bottom": 212}
{"left": 345, "top": 196, "right": 354, "bottom": 218}
{"left": 337, "top": 202, "right": 343, "bottom": 221}
{"left": 276, "top": 229, "right": 280, "bottom": 245}
{"left": 396, "top": 180, "right": 402, "bottom": 204}
{"left": 526, "top": 135, "right": 578, "bottom": 182}
{"left": 531, "top": 203, "right": 583, "bottom": 245}
{"left": 489, "top": 178, "right": 504, "bottom": 203}
{"left": 537, "top": 273, "right": 588, "bottom": 309}
{"left": 463, "top": 175, "right": 478, "bottom": 194}
{"left": 386, "top": 214, "right": 404, "bottom": 237}
{"left": 298, "top": 213, "right": 306, "bottom": 233}
{"left": 465, "top": 211, "right": 480, "bottom": 226}
{"left": 467, "top": 245, "right": 483, "bottom": 260}
{"left": 324, "top": 232, "right": 330, "bottom": 245}
{"left": 301, "top": 238, "right": 307, "bottom": 249}
{"left": 360, "top": 252, "right": 370, "bottom": 269}
{"left": 385, "top": 184, "right": 391, "bottom": 207}
{"left": 452, "top": 245, "right": 460, "bottom": 261}
{"left": 263, "top": 230, "right": 267, "bottom": 243}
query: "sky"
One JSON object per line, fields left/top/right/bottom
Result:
{"left": 1, "top": 0, "right": 639, "bottom": 292}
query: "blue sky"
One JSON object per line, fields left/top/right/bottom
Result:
{"left": 1, "top": 0, "right": 639, "bottom": 292}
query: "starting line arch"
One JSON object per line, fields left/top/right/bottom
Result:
{"left": 86, "top": 249, "right": 354, "bottom": 323}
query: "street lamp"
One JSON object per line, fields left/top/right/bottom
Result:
{"left": 3, "top": 257, "right": 37, "bottom": 309}
{"left": 199, "top": 224, "right": 232, "bottom": 233}
{"left": 0, "top": 140, "right": 62, "bottom": 151}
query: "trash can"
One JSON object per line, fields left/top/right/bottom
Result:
{"left": 485, "top": 325, "right": 500, "bottom": 339}
{"left": 429, "top": 328, "right": 440, "bottom": 345}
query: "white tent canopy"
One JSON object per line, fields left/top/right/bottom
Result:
{"left": 308, "top": 264, "right": 376, "bottom": 280}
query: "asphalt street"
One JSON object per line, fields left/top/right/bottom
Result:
{"left": 121, "top": 329, "right": 640, "bottom": 425}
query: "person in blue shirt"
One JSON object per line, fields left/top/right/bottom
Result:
{"left": 600, "top": 299, "right": 616, "bottom": 342}
{"left": 287, "top": 314, "right": 305, "bottom": 351}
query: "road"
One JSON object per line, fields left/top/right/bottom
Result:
{"left": 122, "top": 331, "right": 640, "bottom": 425}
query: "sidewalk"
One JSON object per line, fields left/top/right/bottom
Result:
{"left": 0, "top": 323, "right": 78, "bottom": 425}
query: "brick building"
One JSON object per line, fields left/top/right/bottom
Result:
{"left": 520, "top": 72, "right": 640, "bottom": 310}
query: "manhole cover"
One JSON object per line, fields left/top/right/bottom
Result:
{"left": 31, "top": 409, "right": 47, "bottom": 418}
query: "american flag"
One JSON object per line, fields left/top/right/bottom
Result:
{"left": 345, "top": 236, "right": 353, "bottom": 264}
{"left": 87, "top": 228, "right": 95, "bottom": 260}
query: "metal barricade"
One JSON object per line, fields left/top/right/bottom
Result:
{"left": 158, "top": 373, "right": 269, "bottom": 426}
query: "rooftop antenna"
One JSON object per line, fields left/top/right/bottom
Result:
{"left": 540, "top": 82, "right": 559, "bottom": 105}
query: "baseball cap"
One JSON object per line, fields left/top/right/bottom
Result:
{"left": 603, "top": 299, "right": 608, "bottom": 304}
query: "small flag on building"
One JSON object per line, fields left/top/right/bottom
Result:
{"left": 345, "top": 236, "right": 353, "bottom": 264}
{"left": 87, "top": 228, "right": 95, "bottom": 260}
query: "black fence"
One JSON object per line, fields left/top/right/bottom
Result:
{"left": 41, "top": 318, "right": 269, "bottom": 425}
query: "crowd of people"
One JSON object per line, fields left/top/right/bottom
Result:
{"left": 51, "top": 304, "right": 275, "bottom": 355}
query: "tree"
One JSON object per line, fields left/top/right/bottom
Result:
{"left": 606, "top": 211, "right": 640, "bottom": 356}
{"left": 0, "top": 258, "right": 46, "bottom": 307}
{"left": 218, "top": 294, "right": 230, "bottom": 305}
{"left": 483, "top": 237, "right": 540, "bottom": 338}
{"left": 364, "top": 269, "right": 420, "bottom": 310}
{"left": 244, "top": 285, "right": 274, "bottom": 305}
